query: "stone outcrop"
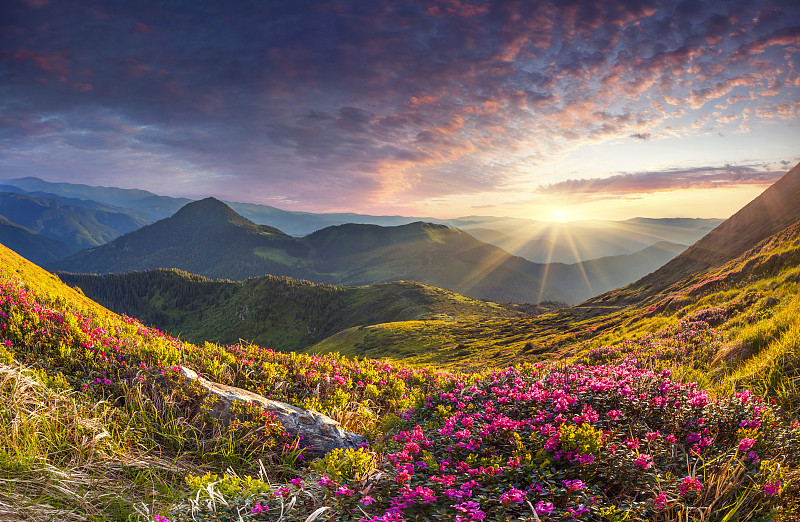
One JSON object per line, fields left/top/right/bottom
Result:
{"left": 178, "top": 366, "right": 367, "bottom": 457}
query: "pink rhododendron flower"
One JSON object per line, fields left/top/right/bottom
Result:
{"left": 634, "top": 453, "right": 653, "bottom": 469}
{"left": 764, "top": 481, "right": 781, "bottom": 496}
{"left": 336, "top": 485, "right": 354, "bottom": 497}
{"left": 499, "top": 487, "right": 525, "bottom": 503}
{"left": 653, "top": 491, "right": 668, "bottom": 509}
{"left": 738, "top": 438, "right": 756, "bottom": 452}
{"left": 535, "top": 501, "right": 554, "bottom": 516}
{"left": 679, "top": 476, "right": 703, "bottom": 495}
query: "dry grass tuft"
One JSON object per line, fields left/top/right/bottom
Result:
{"left": 0, "top": 363, "right": 185, "bottom": 521}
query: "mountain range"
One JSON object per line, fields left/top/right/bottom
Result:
{"left": 0, "top": 191, "right": 146, "bottom": 254}
{"left": 1, "top": 176, "right": 717, "bottom": 262}
{"left": 0, "top": 215, "right": 75, "bottom": 263}
{"left": 48, "top": 197, "right": 687, "bottom": 303}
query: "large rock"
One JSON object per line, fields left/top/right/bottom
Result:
{"left": 178, "top": 366, "right": 367, "bottom": 457}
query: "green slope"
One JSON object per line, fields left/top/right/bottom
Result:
{"left": 597, "top": 161, "right": 800, "bottom": 305}
{"left": 309, "top": 218, "right": 800, "bottom": 403}
{"left": 56, "top": 270, "right": 528, "bottom": 350}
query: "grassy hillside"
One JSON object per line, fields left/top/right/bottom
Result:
{"left": 310, "top": 219, "right": 800, "bottom": 412}
{"left": 602, "top": 162, "right": 800, "bottom": 304}
{"left": 2, "top": 238, "right": 799, "bottom": 521}
{"left": 57, "top": 269, "right": 528, "bottom": 350}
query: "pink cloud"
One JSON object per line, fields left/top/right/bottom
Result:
{"left": 536, "top": 164, "right": 784, "bottom": 199}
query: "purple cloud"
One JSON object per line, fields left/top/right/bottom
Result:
{"left": 536, "top": 164, "right": 787, "bottom": 199}
{"left": 0, "top": 0, "right": 798, "bottom": 211}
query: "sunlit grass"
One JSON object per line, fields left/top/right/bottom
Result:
{"left": 0, "top": 363, "right": 185, "bottom": 521}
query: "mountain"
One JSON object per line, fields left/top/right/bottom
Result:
{"left": 0, "top": 215, "right": 76, "bottom": 264}
{"left": 0, "top": 191, "right": 148, "bottom": 250}
{"left": 48, "top": 198, "right": 568, "bottom": 302}
{"left": 48, "top": 197, "right": 310, "bottom": 281}
{"left": 4, "top": 176, "right": 192, "bottom": 221}
{"left": 655, "top": 162, "right": 800, "bottom": 278}
{"left": 589, "top": 161, "right": 800, "bottom": 305}
{"left": 56, "top": 270, "right": 529, "bottom": 350}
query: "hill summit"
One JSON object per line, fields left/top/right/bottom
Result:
{"left": 170, "top": 197, "right": 267, "bottom": 230}
{"left": 49, "top": 198, "right": 299, "bottom": 280}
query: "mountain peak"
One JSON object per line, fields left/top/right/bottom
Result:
{"left": 171, "top": 197, "right": 258, "bottom": 228}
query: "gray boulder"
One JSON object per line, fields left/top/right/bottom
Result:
{"left": 178, "top": 366, "right": 367, "bottom": 457}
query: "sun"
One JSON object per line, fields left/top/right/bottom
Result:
{"left": 552, "top": 209, "right": 569, "bottom": 222}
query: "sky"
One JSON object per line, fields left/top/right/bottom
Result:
{"left": 1, "top": 0, "right": 799, "bottom": 222}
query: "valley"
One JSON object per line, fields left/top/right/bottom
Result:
{"left": 1, "top": 163, "right": 799, "bottom": 521}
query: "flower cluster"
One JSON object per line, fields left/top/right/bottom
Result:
{"left": 347, "top": 363, "right": 798, "bottom": 520}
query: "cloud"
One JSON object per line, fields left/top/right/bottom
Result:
{"left": 1, "top": 0, "right": 798, "bottom": 211}
{"left": 536, "top": 164, "right": 786, "bottom": 199}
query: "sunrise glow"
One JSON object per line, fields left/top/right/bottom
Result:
{"left": 1, "top": 0, "right": 798, "bottom": 221}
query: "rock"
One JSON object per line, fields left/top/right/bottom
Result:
{"left": 178, "top": 366, "right": 367, "bottom": 457}
{"left": 765, "top": 297, "right": 780, "bottom": 307}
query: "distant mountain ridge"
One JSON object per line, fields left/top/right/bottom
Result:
{"left": 460, "top": 216, "right": 721, "bottom": 263}
{"left": 2, "top": 176, "right": 718, "bottom": 263}
{"left": 48, "top": 199, "right": 565, "bottom": 302}
{"left": 47, "top": 198, "right": 686, "bottom": 303}
{"left": 0, "top": 215, "right": 75, "bottom": 263}
{"left": 3, "top": 177, "right": 192, "bottom": 221}
{"left": 0, "top": 191, "right": 147, "bottom": 250}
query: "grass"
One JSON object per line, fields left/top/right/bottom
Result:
{"left": 3, "top": 220, "right": 800, "bottom": 520}
{"left": 253, "top": 247, "right": 299, "bottom": 265}
{"left": 0, "top": 363, "right": 185, "bottom": 521}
